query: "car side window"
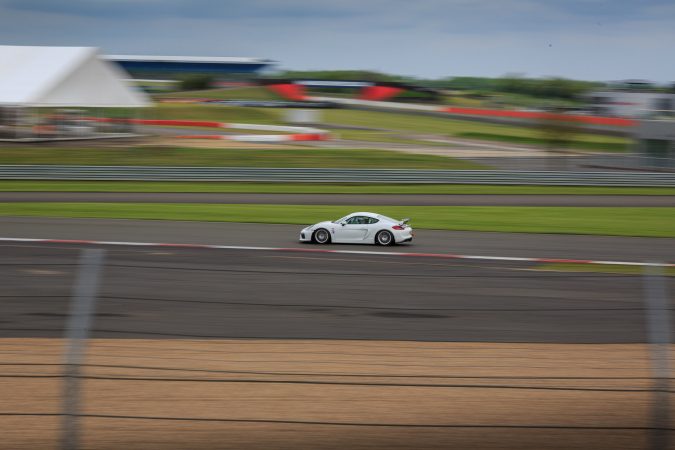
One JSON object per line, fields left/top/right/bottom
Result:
{"left": 345, "top": 216, "right": 369, "bottom": 225}
{"left": 367, "top": 218, "right": 379, "bottom": 224}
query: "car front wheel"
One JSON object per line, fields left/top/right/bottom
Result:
{"left": 313, "top": 228, "right": 331, "bottom": 244}
{"left": 375, "top": 230, "right": 395, "bottom": 246}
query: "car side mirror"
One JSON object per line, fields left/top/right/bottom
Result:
{"left": 341, "top": 222, "right": 346, "bottom": 226}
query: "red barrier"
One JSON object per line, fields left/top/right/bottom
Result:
{"left": 291, "top": 133, "right": 329, "bottom": 141}
{"left": 552, "top": 114, "right": 636, "bottom": 127}
{"left": 86, "top": 118, "right": 328, "bottom": 142}
{"left": 265, "top": 83, "right": 308, "bottom": 101}
{"left": 359, "top": 86, "right": 404, "bottom": 101}
{"left": 440, "top": 107, "right": 636, "bottom": 127}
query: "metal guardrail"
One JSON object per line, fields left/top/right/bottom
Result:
{"left": 1, "top": 165, "right": 675, "bottom": 186}
{"left": 429, "top": 155, "right": 674, "bottom": 171}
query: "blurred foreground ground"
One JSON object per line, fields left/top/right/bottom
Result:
{"left": 0, "top": 339, "right": 664, "bottom": 450}
{"left": 2, "top": 228, "right": 672, "bottom": 450}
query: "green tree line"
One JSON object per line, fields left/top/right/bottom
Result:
{"left": 272, "top": 70, "right": 603, "bottom": 100}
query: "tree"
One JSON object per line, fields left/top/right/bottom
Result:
{"left": 537, "top": 109, "right": 584, "bottom": 169}
{"left": 179, "top": 75, "right": 214, "bottom": 91}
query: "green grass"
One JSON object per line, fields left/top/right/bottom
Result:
{"left": 536, "top": 263, "right": 675, "bottom": 276}
{"left": 156, "top": 87, "right": 583, "bottom": 111}
{"left": 330, "top": 129, "right": 446, "bottom": 146}
{"left": 322, "top": 109, "right": 630, "bottom": 152}
{"left": 155, "top": 87, "right": 281, "bottom": 101}
{"left": 442, "top": 95, "right": 485, "bottom": 107}
{"left": 138, "top": 104, "right": 282, "bottom": 123}
{"left": 155, "top": 87, "right": 583, "bottom": 111}
{"left": 1, "top": 204, "right": 672, "bottom": 237}
{"left": 455, "top": 132, "right": 628, "bottom": 152}
{"left": 485, "top": 92, "right": 583, "bottom": 109}
{"left": 101, "top": 104, "right": 282, "bottom": 123}
{"left": 0, "top": 147, "right": 485, "bottom": 169}
{"left": 1, "top": 181, "right": 674, "bottom": 196}
{"left": 122, "top": 103, "right": 629, "bottom": 152}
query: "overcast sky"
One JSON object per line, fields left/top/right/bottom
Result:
{"left": 1, "top": 0, "right": 673, "bottom": 82}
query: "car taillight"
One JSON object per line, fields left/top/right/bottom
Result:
{"left": 392, "top": 225, "right": 404, "bottom": 230}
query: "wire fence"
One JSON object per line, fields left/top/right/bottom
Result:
{"left": 1, "top": 244, "right": 672, "bottom": 450}
{"left": 2, "top": 165, "right": 675, "bottom": 186}
{"left": 458, "top": 154, "right": 675, "bottom": 172}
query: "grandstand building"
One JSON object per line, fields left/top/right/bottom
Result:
{"left": 104, "top": 55, "right": 275, "bottom": 80}
{"left": 634, "top": 116, "right": 675, "bottom": 168}
{"left": 586, "top": 81, "right": 675, "bottom": 118}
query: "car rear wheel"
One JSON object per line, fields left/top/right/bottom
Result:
{"left": 375, "top": 230, "right": 394, "bottom": 246}
{"left": 313, "top": 228, "right": 331, "bottom": 244}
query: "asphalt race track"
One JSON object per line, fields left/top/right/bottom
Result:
{"left": 3, "top": 217, "right": 674, "bottom": 450}
{"left": 1, "top": 217, "right": 674, "bottom": 262}
{"left": 3, "top": 242, "right": 673, "bottom": 344}
{"left": 2, "top": 217, "right": 673, "bottom": 343}
{"left": 1, "top": 192, "right": 674, "bottom": 206}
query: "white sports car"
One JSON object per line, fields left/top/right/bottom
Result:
{"left": 299, "top": 212, "right": 414, "bottom": 246}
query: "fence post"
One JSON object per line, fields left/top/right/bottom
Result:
{"left": 61, "top": 248, "right": 105, "bottom": 450}
{"left": 643, "top": 262, "right": 671, "bottom": 450}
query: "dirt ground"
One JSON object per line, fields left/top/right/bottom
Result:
{"left": 0, "top": 339, "right": 669, "bottom": 450}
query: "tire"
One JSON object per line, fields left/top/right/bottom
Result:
{"left": 375, "top": 230, "right": 395, "bottom": 246}
{"left": 313, "top": 228, "right": 331, "bottom": 244}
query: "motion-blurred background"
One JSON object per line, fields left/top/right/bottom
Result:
{"left": 0, "top": 1, "right": 674, "bottom": 449}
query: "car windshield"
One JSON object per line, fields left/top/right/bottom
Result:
{"left": 332, "top": 215, "right": 351, "bottom": 223}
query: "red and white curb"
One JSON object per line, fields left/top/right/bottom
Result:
{"left": 91, "top": 118, "right": 331, "bottom": 142}
{"left": 1, "top": 237, "right": 672, "bottom": 267}
{"left": 174, "top": 133, "right": 329, "bottom": 142}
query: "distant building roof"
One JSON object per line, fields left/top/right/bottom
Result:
{"left": 0, "top": 45, "right": 150, "bottom": 107}
{"left": 106, "top": 55, "right": 274, "bottom": 64}
{"left": 105, "top": 55, "right": 275, "bottom": 76}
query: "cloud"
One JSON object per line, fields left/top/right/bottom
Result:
{"left": 0, "top": 0, "right": 369, "bottom": 20}
{"left": 0, "top": 0, "right": 672, "bottom": 81}
{"left": 2, "top": 0, "right": 674, "bottom": 31}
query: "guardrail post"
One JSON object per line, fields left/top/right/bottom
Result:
{"left": 643, "top": 262, "right": 671, "bottom": 450}
{"left": 61, "top": 248, "right": 105, "bottom": 450}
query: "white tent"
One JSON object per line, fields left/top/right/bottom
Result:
{"left": 0, "top": 45, "right": 150, "bottom": 107}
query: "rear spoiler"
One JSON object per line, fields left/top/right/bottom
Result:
{"left": 399, "top": 218, "right": 410, "bottom": 225}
